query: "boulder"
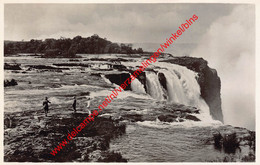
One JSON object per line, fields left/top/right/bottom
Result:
{"left": 121, "top": 114, "right": 143, "bottom": 122}
{"left": 111, "top": 64, "right": 128, "bottom": 71}
{"left": 105, "top": 73, "right": 131, "bottom": 90}
{"left": 4, "top": 63, "right": 21, "bottom": 70}
{"left": 185, "top": 115, "right": 200, "bottom": 121}
{"left": 88, "top": 150, "right": 127, "bottom": 162}
{"left": 158, "top": 114, "right": 178, "bottom": 122}
{"left": 4, "top": 79, "right": 18, "bottom": 87}
{"left": 223, "top": 132, "right": 240, "bottom": 153}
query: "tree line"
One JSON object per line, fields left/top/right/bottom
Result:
{"left": 4, "top": 34, "right": 144, "bottom": 58}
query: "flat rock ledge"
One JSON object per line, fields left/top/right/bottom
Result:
{"left": 4, "top": 110, "right": 127, "bottom": 162}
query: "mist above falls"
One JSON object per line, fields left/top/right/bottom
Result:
{"left": 192, "top": 5, "right": 255, "bottom": 130}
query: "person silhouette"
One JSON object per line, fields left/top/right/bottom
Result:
{"left": 86, "top": 96, "right": 92, "bottom": 115}
{"left": 73, "top": 96, "right": 77, "bottom": 113}
{"left": 43, "top": 97, "right": 51, "bottom": 117}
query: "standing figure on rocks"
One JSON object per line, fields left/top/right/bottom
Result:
{"left": 43, "top": 97, "right": 51, "bottom": 117}
{"left": 86, "top": 96, "right": 92, "bottom": 115}
{"left": 73, "top": 96, "right": 77, "bottom": 113}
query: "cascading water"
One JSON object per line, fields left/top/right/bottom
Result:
{"left": 160, "top": 69, "right": 187, "bottom": 104}
{"left": 102, "top": 61, "right": 215, "bottom": 123}
{"left": 131, "top": 78, "right": 146, "bottom": 94}
{"left": 145, "top": 72, "right": 165, "bottom": 101}
{"left": 153, "top": 62, "right": 213, "bottom": 122}
{"left": 101, "top": 75, "right": 112, "bottom": 84}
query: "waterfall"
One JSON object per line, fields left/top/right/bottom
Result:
{"left": 160, "top": 68, "right": 208, "bottom": 108}
{"left": 154, "top": 62, "right": 213, "bottom": 121}
{"left": 145, "top": 72, "right": 165, "bottom": 100}
{"left": 131, "top": 78, "right": 146, "bottom": 94}
{"left": 160, "top": 69, "right": 187, "bottom": 104}
{"left": 103, "top": 62, "right": 214, "bottom": 122}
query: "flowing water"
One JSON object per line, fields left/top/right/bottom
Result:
{"left": 145, "top": 72, "right": 165, "bottom": 101}
{"left": 130, "top": 78, "right": 146, "bottom": 94}
{"left": 4, "top": 54, "right": 250, "bottom": 162}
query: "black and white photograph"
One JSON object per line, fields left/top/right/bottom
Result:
{"left": 2, "top": 1, "right": 257, "bottom": 163}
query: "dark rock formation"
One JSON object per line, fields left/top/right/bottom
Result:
{"left": 4, "top": 111, "right": 127, "bottom": 162}
{"left": 90, "top": 73, "right": 101, "bottom": 77}
{"left": 83, "top": 58, "right": 132, "bottom": 63}
{"left": 212, "top": 126, "right": 255, "bottom": 161}
{"left": 53, "top": 63, "right": 91, "bottom": 67}
{"left": 222, "top": 132, "right": 240, "bottom": 153}
{"left": 89, "top": 150, "right": 127, "bottom": 162}
{"left": 111, "top": 64, "right": 127, "bottom": 71}
{"left": 84, "top": 58, "right": 108, "bottom": 62}
{"left": 4, "top": 63, "right": 21, "bottom": 70}
{"left": 28, "top": 65, "right": 57, "bottom": 69}
{"left": 156, "top": 105, "right": 200, "bottom": 123}
{"left": 4, "top": 79, "right": 18, "bottom": 87}
{"left": 213, "top": 131, "right": 222, "bottom": 148}
{"left": 121, "top": 114, "right": 144, "bottom": 122}
{"left": 208, "top": 126, "right": 255, "bottom": 162}
{"left": 185, "top": 115, "right": 200, "bottom": 121}
{"left": 108, "top": 58, "right": 133, "bottom": 62}
{"left": 26, "top": 65, "right": 70, "bottom": 70}
{"left": 158, "top": 114, "right": 178, "bottom": 122}
{"left": 104, "top": 71, "right": 147, "bottom": 92}
{"left": 158, "top": 73, "right": 167, "bottom": 90}
{"left": 105, "top": 73, "right": 131, "bottom": 90}
{"left": 161, "top": 57, "right": 223, "bottom": 122}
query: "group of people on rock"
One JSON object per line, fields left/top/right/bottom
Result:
{"left": 42, "top": 96, "right": 92, "bottom": 117}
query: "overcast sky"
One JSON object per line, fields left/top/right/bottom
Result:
{"left": 5, "top": 3, "right": 235, "bottom": 43}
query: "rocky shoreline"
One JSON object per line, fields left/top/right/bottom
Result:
{"left": 4, "top": 107, "right": 255, "bottom": 162}
{"left": 3, "top": 102, "right": 205, "bottom": 162}
{"left": 209, "top": 125, "right": 255, "bottom": 162}
{"left": 4, "top": 110, "right": 127, "bottom": 162}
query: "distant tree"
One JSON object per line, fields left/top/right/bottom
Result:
{"left": 137, "top": 48, "right": 143, "bottom": 54}
{"left": 45, "top": 49, "right": 61, "bottom": 57}
{"left": 73, "top": 36, "right": 82, "bottom": 43}
{"left": 4, "top": 35, "right": 144, "bottom": 56}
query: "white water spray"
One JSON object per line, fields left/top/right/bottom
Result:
{"left": 145, "top": 72, "right": 165, "bottom": 101}
{"left": 152, "top": 62, "right": 214, "bottom": 122}
{"left": 192, "top": 6, "right": 255, "bottom": 129}
{"left": 131, "top": 78, "right": 146, "bottom": 94}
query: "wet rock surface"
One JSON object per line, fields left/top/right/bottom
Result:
{"left": 4, "top": 63, "right": 22, "bottom": 70}
{"left": 53, "top": 63, "right": 91, "bottom": 67}
{"left": 184, "top": 115, "right": 200, "bottom": 121}
{"left": 121, "top": 114, "right": 144, "bottom": 122}
{"left": 4, "top": 110, "right": 127, "bottom": 162}
{"left": 105, "top": 73, "right": 132, "bottom": 90}
{"left": 154, "top": 104, "right": 201, "bottom": 122}
{"left": 208, "top": 126, "right": 255, "bottom": 162}
{"left": 4, "top": 79, "right": 18, "bottom": 87}
{"left": 26, "top": 65, "right": 70, "bottom": 71}
{"left": 117, "top": 104, "right": 202, "bottom": 123}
